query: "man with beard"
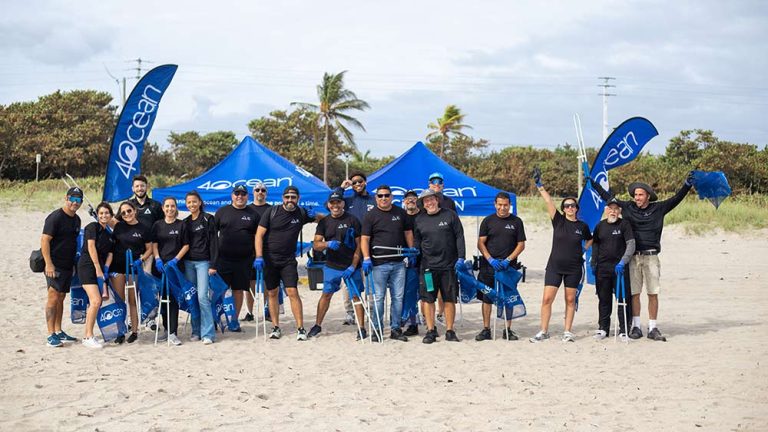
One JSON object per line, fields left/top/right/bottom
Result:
{"left": 211, "top": 185, "right": 260, "bottom": 331}
{"left": 401, "top": 190, "right": 421, "bottom": 336}
{"left": 590, "top": 198, "right": 635, "bottom": 340}
{"left": 128, "top": 175, "right": 163, "bottom": 231}
{"left": 254, "top": 186, "right": 316, "bottom": 341}
{"left": 413, "top": 189, "right": 466, "bottom": 344}
{"left": 245, "top": 181, "right": 271, "bottom": 322}
{"left": 339, "top": 171, "right": 376, "bottom": 325}
{"left": 589, "top": 173, "right": 693, "bottom": 341}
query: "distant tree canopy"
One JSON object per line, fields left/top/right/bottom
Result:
{"left": 2, "top": 90, "right": 766, "bottom": 197}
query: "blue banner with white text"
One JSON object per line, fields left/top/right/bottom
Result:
{"left": 103, "top": 64, "right": 178, "bottom": 202}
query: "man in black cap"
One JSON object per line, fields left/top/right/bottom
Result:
{"left": 339, "top": 171, "right": 376, "bottom": 325}
{"left": 128, "top": 175, "right": 163, "bottom": 231}
{"left": 590, "top": 198, "right": 635, "bottom": 340}
{"left": 589, "top": 173, "right": 693, "bottom": 341}
{"left": 401, "top": 190, "right": 421, "bottom": 335}
{"left": 254, "top": 185, "right": 317, "bottom": 341}
{"left": 40, "top": 187, "right": 83, "bottom": 347}
{"left": 245, "top": 181, "right": 272, "bottom": 322}
{"left": 211, "top": 184, "right": 261, "bottom": 331}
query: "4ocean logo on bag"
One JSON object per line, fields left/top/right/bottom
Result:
{"left": 100, "top": 307, "right": 124, "bottom": 322}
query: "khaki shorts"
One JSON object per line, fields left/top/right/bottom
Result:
{"left": 629, "top": 254, "right": 661, "bottom": 295}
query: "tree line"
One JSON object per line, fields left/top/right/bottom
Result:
{"left": 1, "top": 82, "right": 766, "bottom": 197}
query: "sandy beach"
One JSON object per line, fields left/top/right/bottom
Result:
{"left": 1, "top": 207, "right": 766, "bottom": 432}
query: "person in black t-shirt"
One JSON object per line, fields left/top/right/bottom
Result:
{"left": 254, "top": 185, "right": 316, "bottom": 341}
{"left": 426, "top": 172, "right": 457, "bottom": 211}
{"left": 590, "top": 198, "right": 635, "bottom": 339}
{"left": 413, "top": 189, "right": 466, "bottom": 344}
{"left": 530, "top": 168, "right": 592, "bottom": 343}
{"left": 151, "top": 197, "right": 190, "bottom": 346}
{"left": 77, "top": 202, "right": 115, "bottom": 349}
{"left": 307, "top": 189, "right": 364, "bottom": 339}
{"left": 245, "top": 181, "right": 272, "bottom": 323}
{"left": 127, "top": 175, "right": 163, "bottom": 232}
{"left": 183, "top": 191, "right": 218, "bottom": 344}
{"left": 401, "top": 190, "right": 421, "bottom": 336}
{"left": 111, "top": 201, "right": 153, "bottom": 344}
{"left": 211, "top": 185, "right": 260, "bottom": 331}
{"left": 361, "top": 185, "right": 415, "bottom": 342}
{"left": 41, "top": 187, "right": 83, "bottom": 347}
{"left": 475, "top": 192, "right": 527, "bottom": 342}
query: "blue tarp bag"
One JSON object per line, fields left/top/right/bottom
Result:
{"left": 494, "top": 269, "right": 526, "bottom": 320}
{"left": 164, "top": 263, "right": 201, "bottom": 323}
{"left": 456, "top": 268, "right": 492, "bottom": 303}
{"left": 209, "top": 273, "right": 230, "bottom": 331}
{"left": 134, "top": 262, "right": 161, "bottom": 323}
{"left": 70, "top": 274, "right": 87, "bottom": 324}
{"left": 692, "top": 170, "right": 732, "bottom": 209}
{"left": 97, "top": 286, "right": 128, "bottom": 342}
{"left": 222, "top": 288, "right": 238, "bottom": 331}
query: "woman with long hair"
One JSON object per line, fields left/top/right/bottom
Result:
{"left": 151, "top": 197, "right": 189, "bottom": 346}
{"left": 530, "top": 167, "right": 592, "bottom": 343}
{"left": 77, "top": 202, "right": 115, "bottom": 348}
{"left": 183, "top": 191, "right": 217, "bottom": 344}
{"left": 111, "top": 201, "right": 152, "bottom": 344}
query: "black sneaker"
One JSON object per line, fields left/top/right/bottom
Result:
{"left": 403, "top": 324, "right": 419, "bottom": 336}
{"left": 307, "top": 324, "right": 322, "bottom": 338}
{"left": 475, "top": 328, "right": 491, "bottom": 341}
{"left": 243, "top": 313, "right": 254, "bottom": 322}
{"left": 126, "top": 332, "right": 138, "bottom": 343}
{"left": 502, "top": 328, "right": 519, "bottom": 341}
{"left": 297, "top": 327, "right": 308, "bottom": 341}
{"left": 371, "top": 332, "right": 380, "bottom": 343}
{"left": 114, "top": 334, "right": 125, "bottom": 344}
{"left": 647, "top": 328, "right": 667, "bottom": 342}
{"left": 356, "top": 328, "right": 368, "bottom": 341}
{"left": 629, "top": 327, "right": 643, "bottom": 339}
{"left": 390, "top": 328, "right": 408, "bottom": 342}
{"left": 445, "top": 330, "right": 460, "bottom": 342}
{"left": 422, "top": 328, "right": 437, "bottom": 344}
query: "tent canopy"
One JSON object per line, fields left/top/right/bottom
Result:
{"left": 366, "top": 142, "right": 516, "bottom": 216}
{"left": 153, "top": 136, "right": 330, "bottom": 211}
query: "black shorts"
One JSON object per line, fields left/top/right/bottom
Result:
{"left": 264, "top": 260, "right": 299, "bottom": 290}
{"left": 216, "top": 257, "right": 252, "bottom": 291}
{"left": 77, "top": 259, "right": 99, "bottom": 285}
{"left": 46, "top": 268, "right": 74, "bottom": 293}
{"left": 544, "top": 269, "right": 582, "bottom": 288}
{"left": 419, "top": 268, "right": 458, "bottom": 304}
{"left": 476, "top": 268, "right": 496, "bottom": 304}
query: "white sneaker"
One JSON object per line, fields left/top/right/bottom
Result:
{"left": 82, "top": 337, "right": 103, "bottom": 349}
{"left": 562, "top": 331, "right": 576, "bottom": 342}
{"left": 190, "top": 334, "right": 201, "bottom": 342}
{"left": 156, "top": 331, "right": 168, "bottom": 342}
{"left": 269, "top": 327, "right": 282, "bottom": 340}
{"left": 593, "top": 330, "right": 608, "bottom": 340}
{"left": 168, "top": 333, "right": 182, "bottom": 346}
{"left": 529, "top": 330, "right": 550, "bottom": 343}
{"left": 202, "top": 337, "right": 214, "bottom": 345}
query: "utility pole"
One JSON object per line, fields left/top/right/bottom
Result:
{"left": 597, "top": 77, "right": 616, "bottom": 142}
{"left": 131, "top": 58, "right": 153, "bottom": 80}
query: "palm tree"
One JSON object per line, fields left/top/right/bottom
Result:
{"left": 426, "top": 105, "right": 472, "bottom": 158}
{"left": 292, "top": 71, "right": 370, "bottom": 185}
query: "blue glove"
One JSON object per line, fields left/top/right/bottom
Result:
{"left": 167, "top": 258, "right": 179, "bottom": 268}
{"left": 502, "top": 258, "right": 512, "bottom": 270}
{"left": 405, "top": 256, "right": 417, "bottom": 268}
{"left": 305, "top": 207, "right": 317, "bottom": 218}
{"left": 253, "top": 257, "right": 264, "bottom": 271}
{"left": 96, "top": 276, "right": 105, "bottom": 289}
{"left": 154, "top": 258, "right": 164, "bottom": 273}
{"left": 488, "top": 257, "right": 504, "bottom": 272}
{"left": 454, "top": 258, "right": 466, "bottom": 272}
{"left": 132, "top": 259, "right": 143, "bottom": 271}
{"left": 532, "top": 167, "right": 543, "bottom": 188}
{"left": 685, "top": 170, "right": 695, "bottom": 187}
{"left": 615, "top": 261, "right": 625, "bottom": 275}
{"left": 341, "top": 265, "right": 355, "bottom": 279}
{"left": 103, "top": 265, "right": 109, "bottom": 277}
{"left": 362, "top": 258, "right": 373, "bottom": 275}
{"left": 326, "top": 240, "right": 341, "bottom": 250}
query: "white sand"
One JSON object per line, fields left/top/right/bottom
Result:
{"left": 1, "top": 207, "right": 766, "bottom": 431}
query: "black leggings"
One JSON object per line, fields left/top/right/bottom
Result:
{"left": 595, "top": 268, "right": 631, "bottom": 333}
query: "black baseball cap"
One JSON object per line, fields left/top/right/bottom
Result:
{"left": 404, "top": 190, "right": 418, "bottom": 198}
{"left": 67, "top": 187, "right": 83, "bottom": 198}
{"left": 283, "top": 185, "right": 300, "bottom": 196}
{"left": 327, "top": 188, "right": 344, "bottom": 202}
{"left": 232, "top": 185, "right": 248, "bottom": 193}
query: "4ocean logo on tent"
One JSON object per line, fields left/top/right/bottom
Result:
{"left": 198, "top": 176, "right": 292, "bottom": 190}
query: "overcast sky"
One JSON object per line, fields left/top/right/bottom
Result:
{"left": 2, "top": 0, "right": 766, "bottom": 158}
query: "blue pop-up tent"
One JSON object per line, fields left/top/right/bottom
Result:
{"left": 366, "top": 142, "right": 516, "bottom": 216}
{"left": 154, "top": 136, "right": 331, "bottom": 211}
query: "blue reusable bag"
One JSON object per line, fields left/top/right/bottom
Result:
{"left": 209, "top": 273, "right": 237, "bottom": 331}
{"left": 164, "top": 263, "right": 200, "bottom": 323}
{"left": 70, "top": 273, "right": 88, "bottom": 324}
{"left": 97, "top": 286, "right": 128, "bottom": 342}
{"left": 134, "top": 265, "right": 161, "bottom": 323}
{"left": 494, "top": 269, "right": 527, "bottom": 320}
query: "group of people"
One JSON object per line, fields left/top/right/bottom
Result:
{"left": 40, "top": 167, "right": 694, "bottom": 348}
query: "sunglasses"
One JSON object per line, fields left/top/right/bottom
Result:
{"left": 283, "top": 194, "right": 298, "bottom": 200}
{"left": 377, "top": 193, "right": 391, "bottom": 198}
{"left": 563, "top": 203, "right": 578, "bottom": 209}
{"left": 351, "top": 180, "right": 365, "bottom": 185}
{"left": 233, "top": 191, "right": 248, "bottom": 196}
{"left": 254, "top": 188, "right": 267, "bottom": 193}
{"left": 68, "top": 196, "right": 83, "bottom": 204}
{"left": 121, "top": 209, "right": 134, "bottom": 215}
{"left": 430, "top": 179, "right": 443, "bottom": 185}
